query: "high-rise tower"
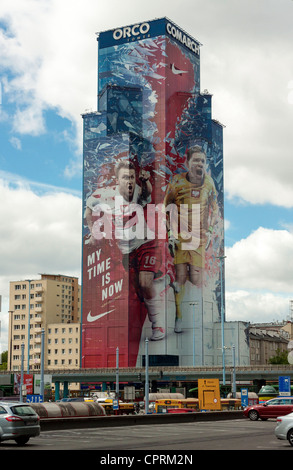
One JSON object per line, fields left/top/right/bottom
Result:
{"left": 82, "top": 18, "right": 244, "bottom": 368}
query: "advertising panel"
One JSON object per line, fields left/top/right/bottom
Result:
{"left": 82, "top": 18, "right": 224, "bottom": 368}
{"left": 14, "top": 373, "right": 33, "bottom": 395}
{"left": 34, "top": 374, "right": 52, "bottom": 396}
{"left": 198, "top": 378, "right": 221, "bottom": 411}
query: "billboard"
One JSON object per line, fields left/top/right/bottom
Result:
{"left": 14, "top": 373, "right": 33, "bottom": 395}
{"left": 82, "top": 18, "right": 225, "bottom": 368}
{"left": 198, "top": 378, "right": 221, "bottom": 411}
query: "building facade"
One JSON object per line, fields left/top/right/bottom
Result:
{"left": 8, "top": 274, "right": 81, "bottom": 372}
{"left": 249, "top": 322, "right": 290, "bottom": 365}
{"left": 81, "top": 17, "right": 250, "bottom": 368}
{"left": 47, "top": 323, "right": 80, "bottom": 370}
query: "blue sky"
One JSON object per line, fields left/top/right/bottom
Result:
{"left": 1, "top": 0, "right": 293, "bottom": 350}
{"left": 0, "top": 110, "right": 81, "bottom": 193}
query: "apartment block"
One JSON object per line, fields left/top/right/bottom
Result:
{"left": 8, "top": 274, "right": 81, "bottom": 372}
{"left": 47, "top": 323, "right": 80, "bottom": 370}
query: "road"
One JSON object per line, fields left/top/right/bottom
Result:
{"left": 0, "top": 418, "right": 291, "bottom": 451}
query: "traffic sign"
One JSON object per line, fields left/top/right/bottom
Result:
{"left": 241, "top": 388, "right": 249, "bottom": 407}
{"left": 112, "top": 399, "right": 119, "bottom": 410}
{"left": 26, "top": 394, "right": 43, "bottom": 403}
{"left": 279, "top": 376, "right": 291, "bottom": 396}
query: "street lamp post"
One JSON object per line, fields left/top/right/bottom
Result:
{"left": 40, "top": 328, "right": 45, "bottom": 400}
{"left": 20, "top": 343, "right": 24, "bottom": 403}
{"left": 232, "top": 344, "right": 236, "bottom": 398}
{"left": 189, "top": 302, "right": 198, "bottom": 366}
{"left": 115, "top": 347, "right": 119, "bottom": 399}
{"left": 8, "top": 311, "right": 14, "bottom": 370}
{"left": 26, "top": 280, "right": 31, "bottom": 374}
{"left": 145, "top": 338, "right": 149, "bottom": 414}
{"left": 216, "top": 256, "right": 226, "bottom": 385}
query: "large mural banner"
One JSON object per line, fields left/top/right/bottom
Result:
{"left": 81, "top": 18, "right": 224, "bottom": 368}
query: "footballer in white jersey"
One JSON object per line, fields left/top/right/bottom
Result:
{"left": 86, "top": 182, "right": 153, "bottom": 255}
{"left": 85, "top": 161, "right": 169, "bottom": 341}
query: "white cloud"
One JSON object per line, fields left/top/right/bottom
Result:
{"left": 0, "top": 0, "right": 98, "bottom": 158}
{"left": 225, "top": 290, "right": 291, "bottom": 324}
{"left": 1, "top": 0, "right": 293, "bottom": 347}
{"left": 225, "top": 167, "right": 293, "bottom": 208}
{"left": 225, "top": 227, "right": 293, "bottom": 323}
{"left": 12, "top": 99, "right": 46, "bottom": 136}
{"left": 9, "top": 136, "right": 21, "bottom": 150}
{"left": 0, "top": 178, "right": 82, "bottom": 350}
{"left": 0, "top": 0, "right": 292, "bottom": 194}
{"left": 224, "top": 219, "right": 231, "bottom": 231}
{"left": 226, "top": 227, "right": 293, "bottom": 293}
{"left": 198, "top": 3, "right": 293, "bottom": 208}
{"left": 0, "top": 179, "right": 82, "bottom": 275}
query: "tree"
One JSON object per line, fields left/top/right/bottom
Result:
{"left": 268, "top": 348, "right": 289, "bottom": 365}
{"left": 0, "top": 350, "right": 8, "bottom": 370}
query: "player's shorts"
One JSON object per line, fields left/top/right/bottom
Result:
{"left": 123, "top": 239, "right": 175, "bottom": 282}
{"left": 174, "top": 244, "right": 205, "bottom": 268}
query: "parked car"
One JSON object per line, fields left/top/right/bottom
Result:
{"left": 243, "top": 397, "right": 293, "bottom": 421}
{"left": 166, "top": 408, "right": 195, "bottom": 414}
{"left": 60, "top": 397, "right": 86, "bottom": 402}
{"left": 275, "top": 412, "right": 293, "bottom": 446}
{"left": 0, "top": 401, "right": 40, "bottom": 445}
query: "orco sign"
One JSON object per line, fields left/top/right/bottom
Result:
{"left": 113, "top": 22, "right": 150, "bottom": 41}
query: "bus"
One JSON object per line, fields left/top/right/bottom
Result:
{"left": 155, "top": 398, "right": 199, "bottom": 413}
{"left": 155, "top": 397, "right": 242, "bottom": 413}
{"left": 98, "top": 398, "right": 136, "bottom": 415}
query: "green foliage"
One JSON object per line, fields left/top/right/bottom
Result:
{"left": 268, "top": 348, "right": 289, "bottom": 365}
{"left": 0, "top": 350, "right": 8, "bottom": 370}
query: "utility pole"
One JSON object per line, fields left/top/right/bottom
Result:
{"left": 145, "top": 338, "right": 149, "bottom": 414}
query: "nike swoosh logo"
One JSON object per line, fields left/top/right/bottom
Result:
{"left": 87, "top": 309, "right": 115, "bottom": 323}
{"left": 171, "top": 63, "right": 188, "bottom": 75}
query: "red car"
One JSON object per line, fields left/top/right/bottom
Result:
{"left": 167, "top": 408, "right": 195, "bottom": 413}
{"left": 243, "top": 397, "right": 293, "bottom": 421}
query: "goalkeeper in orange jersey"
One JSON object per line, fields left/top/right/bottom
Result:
{"left": 164, "top": 145, "right": 218, "bottom": 333}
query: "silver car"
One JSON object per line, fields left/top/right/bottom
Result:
{"left": 0, "top": 401, "right": 40, "bottom": 445}
{"left": 275, "top": 412, "right": 293, "bottom": 446}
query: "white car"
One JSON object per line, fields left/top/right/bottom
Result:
{"left": 275, "top": 412, "right": 293, "bottom": 446}
{"left": 0, "top": 401, "right": 40, "bottom": 445}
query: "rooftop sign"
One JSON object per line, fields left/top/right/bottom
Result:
{"left": 98, "top": 17, "right": 200, "bottom": 56}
